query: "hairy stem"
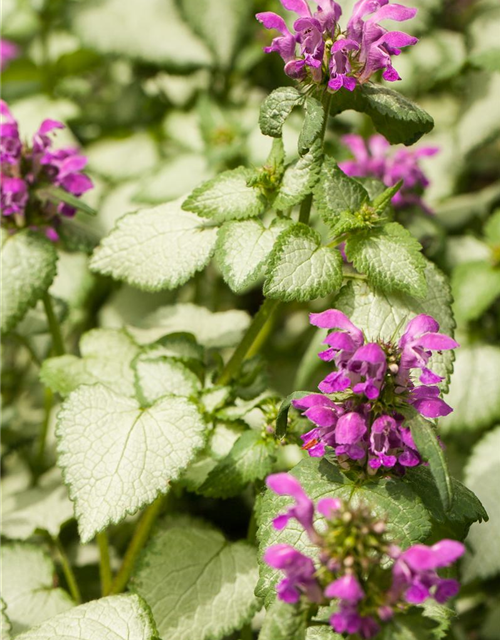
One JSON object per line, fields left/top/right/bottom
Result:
{"left": 109, "top": 495, "right": 164, "bottom": 595}
{"left": 42, "top": 292, "right": 65, "bottom": 356}
{"left": 97, "top": 531, "right": 113, "bottom": 596}
{"left": 54, "top": 536, "right": 82, "bottom": 604}
{"left": 297, "top": 90, "right": 333, "bottom": 225}
{"left": 216, "top": 298, "right": 280, "bottom": 386}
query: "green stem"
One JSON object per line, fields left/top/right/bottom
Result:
{"left": 297, "top": 90, "right": 333, "bottom": 226}
{"left": 54, "top": 536, "right": 82, "bottom": 604}
{"left": 240, "top": 623, "right": 253, "bottom": 640}
{"left": 109, "top": 495, "right": 164, "bottom": 595}
{"left": 42, "top": 292, "right": 65, "bottom": 356}
{"left": 11, "top": 334, "right": 41, "bottom": 367}
{"left": 35, "top": 387, "right": 53, "bottom": 478}
{"left": 217, "top": 298, "right": 280, "bottom": 386}
{"left": 97, "top": 531, "right": 113, "bottom": 596}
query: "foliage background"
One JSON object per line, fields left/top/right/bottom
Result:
{"left": 1, "top": 0, "right": 499, "bottom": 638}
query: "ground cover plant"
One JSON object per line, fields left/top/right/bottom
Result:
{"left": 1, "top": 0, "right": 500, "bottom": 638}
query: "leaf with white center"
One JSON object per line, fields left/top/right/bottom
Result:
{"left": 1, "top": 468, "right": 73, "bottom": 540}
{"left": 1, "top": 230, "right": 58, "bottom": 335}
{"left": 256, "top": 457, "right": 431, "bottom": 606}
{"left": 90, "top": 200, "right": 218, "bottom": 292}
{"left": 179, "top": 0, "right": 251, "bottom": 68}
{"left": 463, "top": 426, "right": 500, "bottom": 581}
{"left": 346, "top": 222, "right": 427, "bottom": 297}
{"left": 441, "top": 345, "right": 500, "bottom": 433}
{"left": 1, "top": 598, "right": 12, "bottom": 640}
{"left": 40, "top": 328, "right": 140, "bottom": 397}
{"left": 182, "top": 167, "right": 266, "bottom": 223}
{"left": 260, "top": 87, "right": 304, "bottom": 138}
{"left": 15, "top": 594, "right": 159, "bottom": 640}
{"left": 198, "top": 430, "right": 276, "bottom": 498}
{"left": 132, "top": 303, "right": 250, "bottom": 348}
{"left": 140, "top": 332, "right": 204, "bottom": 362}
{"left": 335, "top": 263, "right": 455, "bottom": 390}
{"left": 264, "top": 224, "right": 343, "bottom": 302}
{"left": 314, "top": 158, "right": 369, "bottom": 223}
{"left": 131, "top": 520, "right": 259, "bottom": 640}
{"left": 298, "top": 96, "right": 324, "bottom": 156}
{"left": 452, "top": 261, "right": 500, "bottom": 322}
{"left": 330, "top": 83, "right": 434, "bottom": 146}
{"left": 259, "top": 600, "right": 308, "bottom": 640}
{"left": 134, "top": 355, "right": 202, "bottom": 406}
{"left": 274, "top": 140, "right": 323, "bottom": 211}
{"left": 75, "top": 0, "right": 211, "bottom": 68}
{"left": 407, "top": 412, "right": 453, "bottom": 512}
{"left": 57, "top": 384, "right": 206, "bottom": 542}
{"left": 1, "top": 544, "right": 73, "bottom": 635}
{"left": 215, "top": 218, "right": 291, "bottom": 293}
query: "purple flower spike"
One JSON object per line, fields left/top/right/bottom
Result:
{"left": 349, "top": 343, "right": 387, "bottom": 399}
{"left": 0, "top": 176, "right": 28, "bottom": 216}
{"left": 325, "top": 574, "right": 364, "bottom": 601}
{"left": 339, "top": 134, "right": 438, "bottom": 213}
{"left": 310, "top": 309, "right": 364, "bottom": 343}
{"left": 264, "top": 544, "right": 323, "bottom": 604}
{"left": 266, "top": 473, "right": 316, "bottom": 540}
{"left": 317, "top": 497, "right": 342, "bottom": 518}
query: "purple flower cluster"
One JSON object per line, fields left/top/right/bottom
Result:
{"left": 293, "top": 311, "right": 458, "bottom": 472}
{"left": 264, "top": 473, "right": 464, "bottom": 638}
{"left": 0, "top": 39, "right": 19, "bottom": 72}
{"left": 0, "top": 100, "right": 93, "bottom": 241}
{"left": 339, "top": 134, "right": 439, "bottom": 213}
{"left": 256, "top": 0, "right": 418, "bottom": 91}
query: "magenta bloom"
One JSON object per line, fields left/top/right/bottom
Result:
{"left": 0, "top": 39, "right": 19, "bottom": 72}
{"left": 266, "top": 473, "right": 317, "bottom": 541}
{"left": 339, "top": 133, "right": 439, "bottom": 213}
{"left": 256, "top": 0, "right": 417, "bottom": 90}
{"left": 0, "top": 100, "right": 93, "bottom": 240}
{"left": 390, "top": 540, "right": 465, "bottom": 605}
{"left": 264, "top": 544, "right": 323, "bottom": 603}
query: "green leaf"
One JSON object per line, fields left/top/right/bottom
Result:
{"left": 198, "top": 430, "right": 276, "bottom": 498}
{"left": 75, "top": 0, "right": 211, "bottom": 69}
{"left": 276, "top": 391, "right": 310, "bottom": 438}
{"left": 264, "top": 224, "right": 343, "bottom": 302}
{"left": 463, "top": 426, "right": 500, "bottom": 580}
{"left": 372, "top": 181, "right": 403, "bottom": 213}
{"left": 469, "top": 49, "right": 500, "bottom": 72}
{"left": 215, "top": 218, "right": 291, "bottom": 293}
{"left": 298, "top": 96, "right": 324, "bottom": 156}
{"left": 1, "top": 598, "right": 12, "bottom": 640}
{"left": 132, "top": 303, "right": 251, "bottom": 348}
{"left": 179, "top": 0, "right": 250, "bottom": 68}
{"left": 452, "top": 261, "right": 500, "bottom": 322}
{"left": 1, "top": 230, "right": 58, "bottom": 335}
{"left": 407, "top": 413, "right": 453, "bottom": 512}
{"left": 1, "top": 543, "right": 73, "bottom": 635}
{"left": 260, "top": 87, "right": 304, "bottom": 138}
{"left": 404, "top": 466, "right": 488, "bottom": 540}
{"left": 182, "top": 167, "right": 266, "bottom": 223}
{"left": 330, "top": 83, "right": 434, "bottom": 146}
{"left": 274, "top": 140, "right": 324, "bottom": 211}
{"left": 259, "top": 600, "right": 308, "bottom": 640}
{"left": 345, "top": 223, "right": 427, "bottom": 297}
{"left": 131, "top": 519, "right": 259, "bottom": 640}
{"left": 57, "top": 384, "right": 206, "bottom": 542}
{"left": 485, "top": 209, "right": 500, "bottom": 244}
{"left": 379, "top": 611, "right": 440, "bottom": 640}
{"left": 1, "top": 468, "right": 73, "bottom": 540}
{"left": 15, "top": 594, "right": 159, "bottom": 640}
{"left": 314, "top": 158, "right": 369, "bottom": 222}
{"left": 441, "top": 345, "right": 500, "bottom": 433}
{"left": 134, "top": 355, "right": 202, "bottom": 406}
{"left": 40, "top": 328, "right": 140, "bottom": 397}
{"left": 90, "top": 200, "right": 218, "bottom": 292}
{"left": 256, "top": 457, "right": 431, "bottom": 606}
{"left": 139, "top": 332, "right": 204, "bottom": 362}
{"left": 334, "top": 263, "right": 455, "bottom": 390}
{"left": 37, "top": 186, "right": 97, "bottom": 216}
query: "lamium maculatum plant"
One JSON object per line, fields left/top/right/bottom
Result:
{"left": 0, "top": 1, "right": 495, "bottom": 639}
